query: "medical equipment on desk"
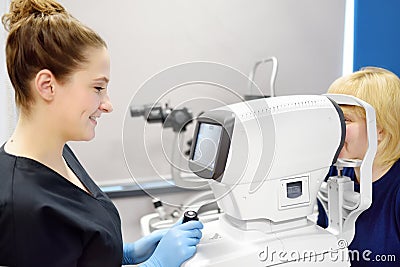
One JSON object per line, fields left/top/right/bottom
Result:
{"left": 183, "top": 94, "right": 377, "bottom": 266}
{"left": 130, "top": 102, "right": 207, "bottom": 188}
{"left": 130, "top": 103, "right": 222, "bottom": 235}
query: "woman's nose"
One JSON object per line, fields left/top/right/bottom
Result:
{"left": 100, "top": 94, "right": 113, "bottom": 113}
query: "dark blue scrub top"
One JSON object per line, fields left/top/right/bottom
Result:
{"left": 0, "top": 144, "right": 123, "bottom": 267}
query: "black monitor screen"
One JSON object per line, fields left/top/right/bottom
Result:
{"left": 192, "top": 123, "right": 223, "bottom": 171}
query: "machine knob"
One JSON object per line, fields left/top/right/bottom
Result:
{"left": 182, "top": 210, "right": 199, "bottom": 224}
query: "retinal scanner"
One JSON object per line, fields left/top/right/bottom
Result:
{"left": 184, "top": 94, "right": 377, "bottom": 266}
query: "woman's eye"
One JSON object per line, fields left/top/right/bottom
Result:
{"left": 94, "top": 86, "right": 105, "bottom": 93}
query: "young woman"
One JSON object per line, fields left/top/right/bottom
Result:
{"left": 318, "top": 67, "right": 400, "bottom": 266}
{"left": 0, "top": 0, "right": 203, "bottom": 266}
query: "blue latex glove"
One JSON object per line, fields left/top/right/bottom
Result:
{"left": 141, "top": 220, "right": 203, "bottom": 267}
{"left": 123, "top": 228, "right": 169, "bottom": 265}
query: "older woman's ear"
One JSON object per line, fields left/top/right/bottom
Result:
{"left": 376, "top": 126, "right": 384, "bottom": 143}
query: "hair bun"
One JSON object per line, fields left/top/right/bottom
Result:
{"left": 2, "top": 0, "right": 66, "bottom": 31}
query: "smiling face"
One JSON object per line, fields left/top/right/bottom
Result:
{"left": 53, "top": 46, "right": 113, "bottom": 141}
{"left": 338, "top": 106, "right": 368, "bottom": 160}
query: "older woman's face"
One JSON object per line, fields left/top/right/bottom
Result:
{"left": 339, "top": 108, "right": 368, "bottom": 160}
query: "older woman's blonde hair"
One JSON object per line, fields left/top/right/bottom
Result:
{"left": 328, "top": 67, "right": 400, "bottom": 168}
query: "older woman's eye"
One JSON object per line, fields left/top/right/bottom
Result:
{"left": 344, "top": 117, "right": 352, "bottom": 123}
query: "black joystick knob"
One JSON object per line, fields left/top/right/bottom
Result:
{"left": 182, "top": 210, "right": 199, "bottom": 224}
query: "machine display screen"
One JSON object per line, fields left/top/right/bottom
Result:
{"left": 192, "top": 123, "right": 223, "bottom": 171}
{"left": 287, "top": 181, "right": 302, "bottom": 199}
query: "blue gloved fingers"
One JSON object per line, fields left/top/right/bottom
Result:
{"left": 144, "top": 219, "right": 204, "bottom": 267}
{"left": 122, "top": 228, "right": 170, "bottom": 265}
{"left": 184, "top": 236, "right": 202, "bottom": 246}
{"left": 174, "top": 220, "right": 203, "bottom": 231}
{"left": 181, "top": 245, "right": 197, "bottom": 260}
{"left": 181, "top": 228, "right": 202, "bottom": 240}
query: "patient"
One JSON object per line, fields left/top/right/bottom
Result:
{"left": 318, "top": 67, "right": 400, "bottom": 266}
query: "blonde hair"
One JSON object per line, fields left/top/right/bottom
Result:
{"left": 328, "top": 67, "right": 400, "bottom": 168}
{"left": 2, "top": 0, "right": 107, "bottom": 112}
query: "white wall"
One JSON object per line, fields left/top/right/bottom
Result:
{"left": 0, "top": 0, "right": 15, "bottom": 145}
{"left": 0, "top": 23, "right": 6, "bottom": 144}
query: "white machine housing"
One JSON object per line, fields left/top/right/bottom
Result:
{"left": 185, "top": 94, "right": 376, "bottom": 266}
{"left": 189, "top": 95, "right": 344, "bottom": 224}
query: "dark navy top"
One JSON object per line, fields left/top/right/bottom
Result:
{"left": 0, "top": 144, "right": 123, "bottom": 267}
{"left": 318, "top": 159, "right": 400, "bottom": 266}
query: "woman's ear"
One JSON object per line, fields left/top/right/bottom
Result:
{"left": 377, "top": 126, "right": 384, "bottom": 142}
{"left": 34, "top": 69, "right": 55, "bottom": 102}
